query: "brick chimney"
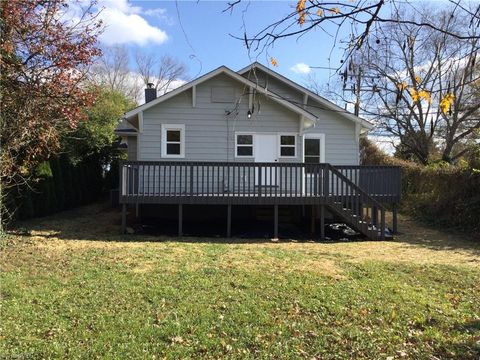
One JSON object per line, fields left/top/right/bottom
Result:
{"left": 145, "top": 83, "right": 157, "bottom": 103}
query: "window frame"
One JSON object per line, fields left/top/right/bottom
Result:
{"left": 303, "top": 133, "right": 325, "bottom": 164}
{"left": 278, "top": 133, "right": 297, "bottom": 158}
{"left": 161, "top": 124, "right": 185, "bottom": 158}
{"left": 235, "top": 132, "right": 255, "bottom": 158}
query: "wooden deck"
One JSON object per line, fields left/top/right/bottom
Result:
{"left": 119, "top": 161, "right": 401, "bottom": 240}
{"left": 119, "top": 161, "right": 401, "bottom": 204}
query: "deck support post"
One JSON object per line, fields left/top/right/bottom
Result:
{"left": 121, "top": 203, "right": 127, "bottom": 234}
{"left": 135, "top": 203, "right": 140, "bottom": 219}
{"left": 227, "top": 204, "right": 232, "bottom": 238}
{"left": 320, "top": 205, "right": 325, "bottom": 241}
{"left": 392, "top": 203, "right": 398, "bottom": 234}
{"left": 380, "top": 210, "right": 386, "bottom": 240}
{"left": 310, "top": 205, "right": 316, "bottom": 236}
{"left": 273, "top": 204, "right": 278, "bottom": 239}
{"left": 178, "top": 204, "right": 183, "bottom": 237}
{"left": 372, "top": 206, "right": 377, "bottom": 226}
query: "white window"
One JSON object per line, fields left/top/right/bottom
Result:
{"left": 235, "top": 133, "right": 254, "bottom": 157}
{"left": 279, "top": 134, "right": 296, "bottom": 158}
{"left": 161, "top": 124, "right": 185, "bottom": 158}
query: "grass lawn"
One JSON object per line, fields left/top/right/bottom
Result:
{"left": 1, "top": 203, "right": 479, "bottom": 359}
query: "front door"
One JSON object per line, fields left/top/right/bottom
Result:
{"left": 254, "top": 134, "right": 277, "bottom": 186}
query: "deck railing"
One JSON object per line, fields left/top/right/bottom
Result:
{"left": 119, "top": 161, "right": 401, "bottom": 205}
{"left": 336, "top": 165, "right": 402, "bottom": 202}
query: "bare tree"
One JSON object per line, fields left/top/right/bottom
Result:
{"left": 90, "top": 45, "right": 142, "bottom": 103}
{"left": 338, "top": 8, "right": 480, "bottom": 164}
{"left": 135, "top": 53, "right": 188, "bottom": 96}
{"left": 226, "top": 0, "right": 480, "bottom": 66}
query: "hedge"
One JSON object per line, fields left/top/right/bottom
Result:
{"left": 361, "top": 138, "right": 480, "bottom": 231}
{"left": 16, "top": 155, "right": 106, "bottom": 221}
{"left": 400, "top": 164, "right": 480, "bottom": 230}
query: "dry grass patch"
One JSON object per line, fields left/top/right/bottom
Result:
{"left": 4, "top": 202, "right": 479, "bottom": 275}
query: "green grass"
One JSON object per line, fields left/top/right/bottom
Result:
{"left": 1, "top": 203, "right": 479, "bottom": 359}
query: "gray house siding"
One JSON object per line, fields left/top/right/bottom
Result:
{"left": 243, "top": 70, "right": 304, "bottom": 104}
{"left": 127, "top": 137, "right": 137, "bottom": 161}
{"left": 134, "top": 70, "right": 358, "bottom": 167}
{"left": 139, "top": 73, "right": 302, "bottom": 163}
{"left": 242, "top": 68, "right": 359, "bottom": 165}
{"left": 304, "top": 101, "right": 359, "bottom": 165}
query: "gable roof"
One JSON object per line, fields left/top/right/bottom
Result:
{"left": 238, "top": 62, "right": 373, "bottom": 130}
{"left": 124, "top": 65, "right": 318, "bottom": 124}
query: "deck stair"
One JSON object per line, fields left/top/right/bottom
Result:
{"left": 325, "top": 164, "right": 386, "bottom": 240}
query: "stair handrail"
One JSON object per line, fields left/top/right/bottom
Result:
{"left": 326, "top": 164, "right": 385, "bottom": 210}
{"left": 326, "top": 164, "right": 386, "bottom": 239}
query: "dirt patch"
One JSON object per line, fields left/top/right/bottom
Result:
{"left": 130, "top": 260, "right": 156, "bottom": 274}
{"left": 215, "top": 246, "right": 346, "bottom": 279}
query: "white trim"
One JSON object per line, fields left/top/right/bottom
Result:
{"left": 355, "top": 123, "right": 361, "bottom": 143}
{"left": 302, "top": 93, "right": 309, "bottom": 108}
{"left": 248, "top": 86, "right": 253, "bottom": 110}
{"left": 137, "top": 131, "right": 141, "bottom": 160}
{"left": 124, "top": 66, "right": 317, "bottom": 124}
{"left": 192, "top": 85, "right": 196, "bottom": 107}
{"left": 235, "top": 132, "right": 255, "bottom": 158}
{"left": 161, "top": 124, "right": 185, "bottom": 158}
{"left": 298, "top": 116, "right": 305, "bottom": 134}
{"left": 138, "top": 111, "right": 144, "bottom": 133}
{"left": 303, "top": 133, "right": 326, "bottom": 163}
{"left": 238, "top": 62, "right": 373, "bottom": 130}
{"left": 278, "top": 133, "right": 297, "bottom": 158}
{"left": 355, "top": 123, "right": 361, "bottom": 165}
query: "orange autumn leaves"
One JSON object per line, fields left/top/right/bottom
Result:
{"left": 397, "top": 77, "right": 454, "bottom": 114}
{"left": 296, "top": 0, "right": 307, "bottom": 25}
{"left": 397, "top": 76, "right": 431, "bottom": 104}
{"left": 409, "top": 88, "right": 431, "bottom": 103}
{"left": 439, "top": 93, "right": 455, "bottom": 114}
{"left": 296, "top": 0, "right": 340, "bottom": 26}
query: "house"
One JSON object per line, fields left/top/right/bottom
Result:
{"left": 115, "top": 62, "right": 401, "bottom": 240}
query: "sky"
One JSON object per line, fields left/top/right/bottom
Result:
{"left": 91, "top": 0, "right": 399, "bottom": 152}
{"left": 93, "top": 0, "right": 351, "bottom": 86}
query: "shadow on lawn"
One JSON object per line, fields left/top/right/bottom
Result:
{"left": 454, "top": 319, "right": 480, "bottom": 333}
{"left": 10, "top": 202, "right": 367, "bottom": 245}
{"left": 390, "top": 214, "right": 480, "bottom": 253}
{"left": 445, "top": 319, "right": 480, "bottom": 359}
{"left": 9, "top": 201, "right": 480, "bottom": 253}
